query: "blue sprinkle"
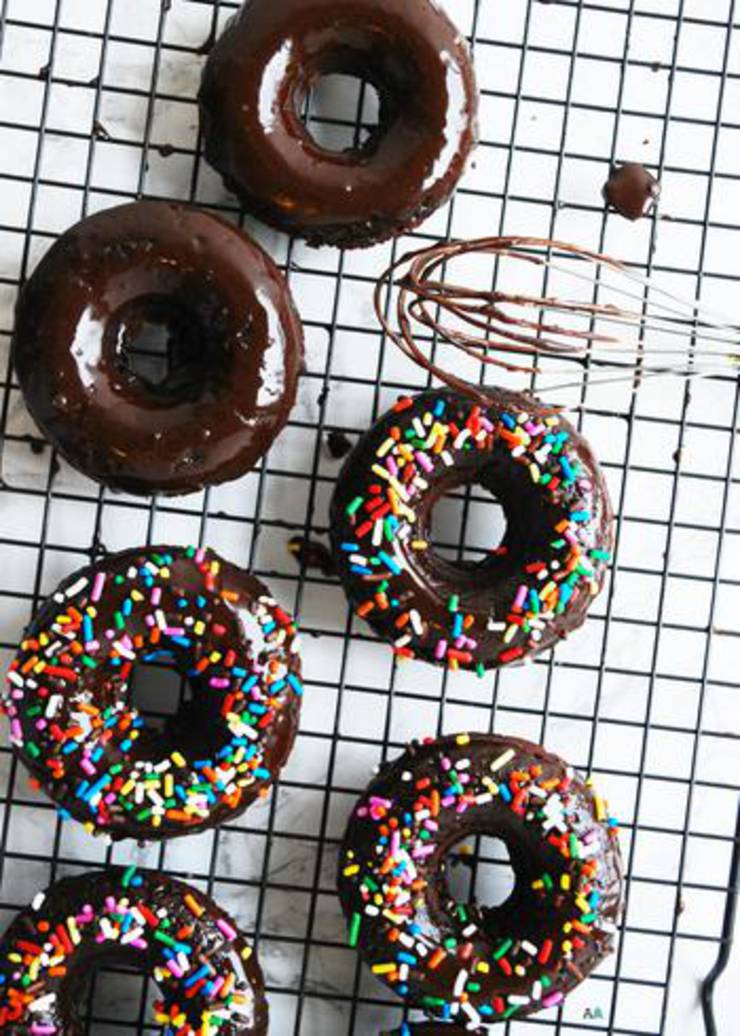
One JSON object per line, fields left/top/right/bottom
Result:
{"left": 378, "top": 551, "right": 402, "bottom": 575}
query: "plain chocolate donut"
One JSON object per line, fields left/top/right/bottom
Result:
{"left": 199, "top": 0, "right": 478, "bottom": 248}
{"left": 338, "top": 733, "right": 623, "bottom": 1029}
{"left": 4, "top": 545, "right": 303, "bottom": 842}
{"left": 0, "top": 868, "right": 267, "bottom": 1034}
{"left": 12, "top": 201, "right": 304, "bottom": 495}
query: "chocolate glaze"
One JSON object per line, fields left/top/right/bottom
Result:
{"left": 338, "top": 734, "right": 624, "bottom": 1028}
{"left": 199, "top": 0, "right": 478, "bottom": 248}
{"left": 12, "top": 201, "right": 304, "bottom": 496}
{"left": 0, "top": 869, "right": 267, "bottom": 1034}
{"left": 330, "top": 388, "right": 613, "bottom": 671}
{"left": 4, "top": 546, "right": 302, "bottom": 842}
{"left": 603, "top": 162, "right": 660, "bottom": 221}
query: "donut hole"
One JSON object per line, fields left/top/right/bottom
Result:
{"left": 445, "top": 835, "right": 516, "bottom": 912}
{"left": 125, "top": 658, "right": 225, "bottom": 760}
{"left": 107, "top": 292, "right": 230, "bottom": 402}
{"left": 299, "top": 73, "right": 382, "bottom": 154}
{"left": 429, "top": 485, "right": 507, "bottom": 565}
{"left": 76, "top": 962, "right": 153, "bottom": 1029}
{"left": 128, "top": 662, "right": 187, "bottom": 734}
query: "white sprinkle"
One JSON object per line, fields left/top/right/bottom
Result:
{"left": 490, "top": 748, "right": 516, "bottom": 772}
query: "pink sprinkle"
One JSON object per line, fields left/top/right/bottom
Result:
{"left": 91, "top": 572, "right": 106, "bottom": 603}
{"left": 209, "top": 975, "right": 225, "bottom": 1000}
{"left": 167, "top": 959, "right": 184, "bottom": 979}
{"left": 151, "top": 586, "right": 162, "bottom": 606}
{"left": 216, "top": 917, "right": 237, "bottom": 941}
{"left": 80, "top": 759, "right": 96, "bottom": 776}
{"left": 130, "top": 938, "right": 148, "bottom": 950}
{"left": 390, "top": 830, "right": 401, "bottom": 857}
{"left": 35, "top": 719, "right": 47, "bottom": 732}
{"left": 145, "top": 615, "right": 156, "bottom": 628}
{"left": 543, "top": 992, "right": 564, "bottom": 1008}
{"left": 209, "top": 677, "right": 230, "bottom": 689}
{"left": 514, "top": 584, "right": 528, "bottom": 610}
{"left": 10, "top": 719, "right": 22, "bottom": 741}
{"left": 195, "top": 548, "right": 206, "bottom": 563}
{"left": 386, "top": 457, "right": 398, "bottom": 478}
{"left": 164, "top": 627, "right": 185, "bottom": 637}
{"left": 435, "top": 639, "right": 448, "bottom": 660}
{"left": 415, "top": 450, "right": 434, "bottom": 473}
{"left": 411, "top": 844, "right": 435, "bottom": 859}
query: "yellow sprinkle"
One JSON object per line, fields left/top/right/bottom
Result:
{"left": 343, "top": 864, "right": 360, "bottom": 877}
{"left": 476, "top": 961, "right": 490, "bottom": 974}
{"left": 171, "top": 751, "right": 187, "bottom": 768}
{"left": 456, "top": 734, "right": 470, "bottom": 746}
{"left": 561, "top": 874, "right": 571, "bottom": 891}
{"left": 372, "top": 963, "right": 396, "bottom": 975}
{"left": 594, "top": 794, "right": 606, "bottom": 821}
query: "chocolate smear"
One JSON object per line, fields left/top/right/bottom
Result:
{"left": 327, "top": 430, "right": 353, "bottom": 459}
{"left": 288, "top": 536, "right": 335, "bottom": 576}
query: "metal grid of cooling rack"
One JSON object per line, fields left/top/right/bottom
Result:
{"left": 0, "top": 0, "right": 738, "bottom": 1033}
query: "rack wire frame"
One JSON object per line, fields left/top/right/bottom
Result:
{"left": 0, "top": 0, "right": 738, "bottom": 1033}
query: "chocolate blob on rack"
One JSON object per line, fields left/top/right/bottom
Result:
{"left": 12, "top": 201, "right": 304, "bottom": 496}
{"left": 199, "top": 0, "right": 478, "bottom": 248}
{"left": 338, "top": 733, "right": 623, "bottom": 1029}
{"left": 603, "top": 162, "right": 660, "bottom": 221}
{"left": 0, "top": 868, "right": 268, "bottom": 1034}
{"left": 4, "top": 545, "right": 303, "bottom": 842}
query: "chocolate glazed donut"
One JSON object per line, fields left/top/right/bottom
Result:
{"left": 199, "top": 0, "right": 478, "bottom": 248}
{"left": 12, "top": 201, "right": 304, "bottom": 495}
{"left": 330, "top": 388, "right": 613, "bottom": 673}
{"left": 3, "top": 545, "right": 303, "bottom": 842}
{"left": 338, "top": 733, "right": 623, "bottom": 1030}
{"left": 0, "top": 868, "right": 268, "bottom": 1034}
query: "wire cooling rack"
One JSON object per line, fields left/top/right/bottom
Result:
{"left": 0, "top": 0, "right": 739, "bottom": 1033}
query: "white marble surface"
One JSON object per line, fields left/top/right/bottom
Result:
{"left": 0, "top": 1, "right": 739, "bottom": 1033}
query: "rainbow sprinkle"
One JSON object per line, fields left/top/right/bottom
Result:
{"left": 0, "top": 868, "right": 262, "bottom": 1034}
{"left": 333, "top": 391, "right": 612, "bottom": 672}
{"left": 2, "top": 546, "right": 303, "bottom": 838}
{"left": 339, "top": 734, "right": 622, "bottom": 1028}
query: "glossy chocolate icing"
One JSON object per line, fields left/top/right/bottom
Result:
{"left": 330, "top": 388, "right": 613, "bottom": 671}
{"left": 0, "top": 868, "right": 267, "bottom": 1034}
{"left": 4, "top": 545, "right": 302, "bottom": 842}
{"left": 338, "top": 734, "right": 623, "bottom": 1028}
{"left": 12, "top": 201, "right": 304, "bottom": 495}
{"left": 199, "top": 0, "right": 478, "bottom": 248}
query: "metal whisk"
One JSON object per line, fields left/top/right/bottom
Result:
{"left": 373, "top": 235, "right": 740, "bottom": 404}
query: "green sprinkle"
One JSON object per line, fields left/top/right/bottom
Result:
{"left": 122, "top": 864, "right": 137, "bottom": 888}
{"left": 448, "top": 594, "right": 460, "bottom": 613}
{"left": 346, "top": 497, "right": 364, "bottom": 516}
{"left": 493, "top": 938, "right": 513, "bottom": 960}
{"left": 349, "top": 912, "right": 362, "bottom": 948}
